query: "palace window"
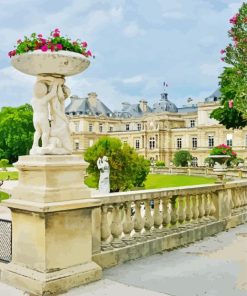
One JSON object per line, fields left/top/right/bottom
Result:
{"left": 190, "top": 119, "right": 196, "bottom": 128}
{"left": 99, "top": 123, "right": 103, "bottom": 133}
{"left": 135, "top": 139, "right": 140, "bottom": 149}
{"left": 208, "top": 135, "right": 214, "bottom": 147}
{"left": 109, "top": 126, "right": 113, "bottom": 132}
{"left": 192, "top": 137, "right": 197, "bottom": 149}
{"left": 74, "top": 140, "right": 79, "bottom": 150}
{"left": 191, "top": 157, "right": 198, "bottom": 167}
{"left": 226, "top": 134, "right": 233, "bottom": 147}
{"left": 177, "top": 138, "right": 182, "bottom": 149}
{"left": 126, "top": 124, "right": 130, "bottom": 131}
{"left": 149, "top": 137, "right": 155, "bottom": 149}
{"left": 74, "top": 121, "right": 79, "bottom": 132}
{"left": 137, "top": 123, "right": 141, "bottom": 131}
{"left": 89, "top": 123, "right": 93, "bottom": 132}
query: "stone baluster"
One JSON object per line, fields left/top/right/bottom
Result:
{"left": 244, "top": 187, "right": 247, "bottom": 206}
{"left": 240, "top": 188, "right": 245, "bottom": 207}
{"left": 101, "top": 205, "right": 113, "bottom": 251}
{"left": 144, "top": 199, "right": 154, "bottom": 238}
{"left": 170, "top": 196, "right": 178, "bottom": 230}
{"left": 198, "top": 194, "right": 205, "bottom": 223}
{"left": 111, "top": 203, "right": 125, "bottom": 248}
{"left": 209, "top": 193, "right": 216, "bottom": 220}
{"left": 162, "top": 197, "right": 171, "bottom": 233}
{"left": 153, "top": 196, "right": 163, "bottom": 235}
{"left": 231, "top": 189, "right": 236, "bottom": 210}
{"left": 185, "top": 195, "right": 193, "bottom": 223}
{"left": 235, "top": 189, "right": 241, "bottom": 209}
{"left": 192, "top": 194, "right": 199, "bottom": 223}
{"left": 122, "top": 201, "right": 134, "bottom": 244}
{"left": 133, "top": 200, "right": 144, "bottom": 241}
{"left": 204, "top": 193, "right": 211, "bottom": 220}
{"left": 178, "top": 196, "right": 186, "bottom": 227}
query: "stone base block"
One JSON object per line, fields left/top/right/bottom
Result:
{"left": 2, "top": 262, "right": 102, "bottom": 296}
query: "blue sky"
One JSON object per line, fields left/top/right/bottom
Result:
{"left": 0, "top": 0, "right": 243, "bottom": 111}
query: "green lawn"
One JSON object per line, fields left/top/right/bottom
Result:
{"left": 0, "top": 171, "right": 18, "bottom": 180}
{"left": 0, "top": 191, "right": 10, "bottom": 201}
{"left": 144, "top": 174, "right": 216, "bottom": 189}
{"left": 85, "top": 174, "right": 216, "bottom": 190}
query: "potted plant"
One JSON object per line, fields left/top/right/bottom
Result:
{"left": 209, "top": 144, "right": 237, "bottom": 170}
{"left": 9, "top": 29, "right": 93, "bottom": 155}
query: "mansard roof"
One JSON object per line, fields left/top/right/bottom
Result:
{"left": 152, "top": 93, "right": 178, "bottom": 113}
{"left": 65, "top": 93, "right": 113, "bottom": 117}
{"left": 204, "top": 89, "right": 221, "bottom": 103}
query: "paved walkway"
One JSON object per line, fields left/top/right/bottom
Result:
{"left": 0, "top": 223, "right": 246, "bottom": 295}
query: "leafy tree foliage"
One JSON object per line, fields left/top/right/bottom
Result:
{"left": 84, "top": 136, "right": 150, "bottom": 192}
{"left": 210, "top": 3, "right": 247, "bottom": 129}
{"left": 0, "top": 159, "right": 9, "bottom": 171}
{"left": 0, "top": 104, "right": 34, "bottom": 163}
{"left": 173, "top": 150, "right": 193, "bottom": 167}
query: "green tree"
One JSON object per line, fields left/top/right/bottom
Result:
{"left": 0, "top": 104, "right": 34, "bottom": 163}
{"left": 211, "top": 3, "right": 247, "bottom": 128}
{"left": 173, "top": 150, "right": 192, "bottom": 167}
{"left": 0, "top": 159, "right": 9, "bottom": 171}
{"left": 84, "top": 136, "right": 150, "bottom": 192}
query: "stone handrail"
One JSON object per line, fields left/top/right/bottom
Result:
{"left": 151, "top": 166, "right": 247, "bottom": 178}
{"left": 92, "top": 181, "right": 247, "bottom": 262}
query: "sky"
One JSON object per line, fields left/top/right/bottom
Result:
{"left": 0, "top": 0, "right": 243, "bottom": 111}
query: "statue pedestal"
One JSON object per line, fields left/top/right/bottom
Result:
{"left": 1, "top": 155, "right": 102, "bottom": 295}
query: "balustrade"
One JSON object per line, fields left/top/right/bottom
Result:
{"left": 97, "top": 182, "right": 247, "bottom": 252}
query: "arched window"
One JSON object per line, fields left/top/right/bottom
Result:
{"left": 149, "top": 137, "right": 155, "bottom": 149}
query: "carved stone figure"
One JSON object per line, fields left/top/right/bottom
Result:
{"left": 97, "top": 156, "right": 110, "bottom": 193}
{"left": 30, "top": 76, "right": 73, "bottom": 155}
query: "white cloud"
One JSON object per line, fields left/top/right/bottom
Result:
{"left": 123, "top": 23, "right": 145, "bottom": 38}
{"left": 122, "top": 75, "right": 144, "bottom": 84}
{"left": 200, "top": 62, "right": 222, "bottom": 77}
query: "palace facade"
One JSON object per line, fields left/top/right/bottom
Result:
{"left": 65, "top": 90, "right": 247, "bottom": 166}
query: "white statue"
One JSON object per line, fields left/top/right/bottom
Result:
{"left": 30, "top": 76, "right": 73, "bottom": 155}
{"left": 97, "top": 156, "right": 110, "bottom": 193}
{"left": 30, "top": 78, "right": 58, "bottom": 154}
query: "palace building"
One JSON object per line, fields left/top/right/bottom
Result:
{"left": 65, "top": 90, "right": 247, "bottom": 166}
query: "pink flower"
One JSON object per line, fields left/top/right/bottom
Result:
{"left": 228, "top": 100, "right": 234, "bottom": 108}
{"left": 220, "top": 49, "right": 225, "bottom": 54}
{"left": 54, "top": 28, "right": 60, "bottom": 33}
{"left": 8, "top": 50, "right": 16, "bottom": 57}
{"left": 17, "top": 39, "right": 21, "bottom": 44}
{"left": 50, "top": 45, "right": 55, "bottom": 52}
{"left": 81, "top": 41, "right": 87, "bottom": 47}
{"left": 37, "top": 34, "right": 43, "bottom": 38}
{"left": 41, "top": 45, "right": 48, "bottom": 52}
{"left": 229, "top": 13, "right": 239, "bottom": 24}
{"left": 40, "top": 38, "right": 46, "bottom": 44}
{"left": 56, "top": 44, "right": 63, "bottom": 50}
{"left": 53, "top": 32, "right": 60, "bottom": 37}
{"left": 221, "top": 57, "right": 225, "bottom": 62}
{"left": 86, "top": 50, "right": 92, "bottom": 56}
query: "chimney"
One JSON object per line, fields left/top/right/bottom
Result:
{"left": 139, "top": 100, "right": 148, "bottom": 112}
{"left": 88, "top": 92, "right": 98, "bottom": 106}
{"left": 161, "top": 93, "right": 168, "bottom": 100}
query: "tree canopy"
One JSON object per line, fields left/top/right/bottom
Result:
{"left": 211, "top": 3, "right": 247, "bottom": 129}
{"left": 84, "top": 136, "right": 150, "bottom": 192}
{"left": 0, "top": 104, "right": 34, "bottom": 163}
{"left": 173, "top": 150, "right": 193, "bottom": 167}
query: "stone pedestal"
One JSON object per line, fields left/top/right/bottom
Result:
{"left": 1, "top": 155, "right": 102, "bottom": 295}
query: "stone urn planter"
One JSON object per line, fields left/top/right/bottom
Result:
{"left": 11, "top": 50, "right": 90, "bottom": 155}
{"left": 209, "top": 155, "right": 231, "bottom": 171}
{"left": 209, "top": 155, "right": 231, "bottom": 183}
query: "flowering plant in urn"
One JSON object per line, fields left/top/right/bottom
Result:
{"left": 210, "top": 144, "right": 237, "bottom": 166}
{"left": 9, "top": 29, "right": 93, "bottom": 155}
{"left": 8, "top": 28, "right": 93, "bottom": 58}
